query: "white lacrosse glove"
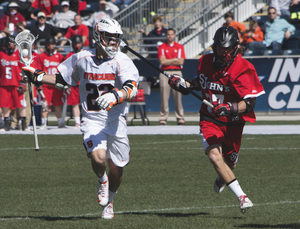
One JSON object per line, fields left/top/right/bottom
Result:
{"left": 96, "top": 90, "right": 123, "bottom": 111}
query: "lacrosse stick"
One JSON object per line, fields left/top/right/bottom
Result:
{"left": 15, "top": 31, "right": 40, "bottom": 151}
{"left": 119, "top": 40, "right": 214, "bottom": 108}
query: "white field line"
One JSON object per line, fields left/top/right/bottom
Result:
{"left": 1, "top": 200, "right": 299, "bottom": 221}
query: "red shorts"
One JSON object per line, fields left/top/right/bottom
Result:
{"left": 67, "top": 86, "right": 80, "bottom": 105}
{"left": 199, "top": 120, "right": 245, "bottom": 164}
{"left": 43, "top": 85, "right": 64, "bottom": 106}
{"left": 0, "top": 86, "right": 26, "bottom": 109}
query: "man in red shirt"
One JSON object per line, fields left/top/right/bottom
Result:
{"left": 59, "top": 15, "right": 89, "bottom": 49}
{"left": 0, "top": 35, "right": 26, "bottom": 131}
{"left": 168, "top": 26, "right": 265, "bottom": 213}
{"left": 157, "top": 28, "right": 186, "bottom": 125}
{"left": 37, "top": 36, "right": 65, "bottom": 129}
{"left": 0, "top": 2, "right": 27, "bottom": 36}
{"left": 30, "top": 0, "right": 59, "bottom": 21}
{"left": 63, "top": 35, "right": 83, "bottom": 128}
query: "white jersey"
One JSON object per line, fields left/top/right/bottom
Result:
{"left": 57, "top": 49, "right": 139, "bottom": 123}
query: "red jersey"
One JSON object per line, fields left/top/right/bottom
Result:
{"left": 65, "top": 24, "right": 89, "bottom": 47}
{"left": 37, "top": 51, "right": 64, "bottom": 75}
{"left": 197, "top": 53, "right": 265, "bottom": 124}
{"left": 31, "top": 0, "right": 59, "bottom": 17}
{"left": 0, "top": 49, "right": 23, "bottom": 86}
{"left": 158, "top": 41, "right": 186, "bottom": 70}
{"left": 0, "top": 12, "right": 26, "bottom": 32}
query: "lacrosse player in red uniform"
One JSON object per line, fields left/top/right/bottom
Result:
{"left": 168, "top": 26, "right": 265, "bottom": 213}
{"left": 63, "top": 35, "right": 84, "bottom": 128}
{"left": 22, "top": 19, "right": 139, "bottom": 219}
{"left": 0, "top": 35, "right": 26, "bottom": 131}
{"left": 37, "top": 36, "right": 65, "bottom": 129}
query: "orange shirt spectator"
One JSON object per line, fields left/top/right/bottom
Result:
{"left": 242, "top": 21, "right": 264, "bottom": 44}
{"left": 223, "top": 11, "right": 247, "bottom": 42}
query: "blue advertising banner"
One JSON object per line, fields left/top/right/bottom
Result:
{"left": 133, "top": 57, "right": 300, "bottom": 112}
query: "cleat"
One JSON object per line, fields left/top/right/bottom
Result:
{"left": 102, "top": 202, "right": 114, "bottom": 219}
{"left": 97, "top": 178, "right": 109, "bottom": 207}
{"left": 74, "top": 123, "right": 80, "bottom": 129}
{"left": 238, "top": 195, "right": 253, "bottom": 213}
{"left": 214, "top": 176, "right": 226, "bottom": 193}
{"left": 58, "top": 123, "right": 66, "bottom": 128}
{"left": 40, "top": 124, "right": 47, "bottom": 130}
{"left": 159, "top": 120, "right": 166, "bottom": 125}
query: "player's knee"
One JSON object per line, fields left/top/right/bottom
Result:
{"left": 207, "top": 150, "right": 223, "bottom": 164}
{"left": 90, "top": 150, "right": 106, "bottom": 165}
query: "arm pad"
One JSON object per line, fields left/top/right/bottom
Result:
{"left": 122, "top": 80, "right": 137, "bottom": 100}
{"left": 243, "top": 97, "right": 256, "bottom": 113}
{"left": 55, "top": 73, "right": 69, "bottom": 89}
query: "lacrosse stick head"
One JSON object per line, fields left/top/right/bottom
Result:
{"left": 14, "top": 31, "right": 37, "bottom": 67}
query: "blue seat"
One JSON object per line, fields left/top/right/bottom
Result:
{"left": 263, "top": 49, "right": 283, "bottom": 56}
{"left": 283, "top": 49, "right": 300, "bottom": 55}
{"left": 243, "top": 49, "right": 263, "bottom": 56}
{"left": 283, "top": 36, "right": 300, "bottom": 49}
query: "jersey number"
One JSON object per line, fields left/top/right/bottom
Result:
{"left": 86, "top": 83, "right": 114, "bottom": 111}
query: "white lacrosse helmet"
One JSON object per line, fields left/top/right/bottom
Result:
{"left": 93, "top": 19, "right": 123, "bottom": 57}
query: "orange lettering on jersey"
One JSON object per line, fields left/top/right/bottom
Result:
{"left": 83, "top": 73, "right": 116, "bottom": 81}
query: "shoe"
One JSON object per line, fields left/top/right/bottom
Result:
{"left": 10, "top": 126, "right": 18, "bottom": 130}
{"left": 102, "top": 202, "right": 114, "bottom": 219}
{"left": 238, "top": 195, "right": 253, "bottom": 213}
{"left": 40, "top": 124, "right": 47, "bottom": 130}
{"left": 24, "top": 126, "right": 32, "bottom": 131}
{"left": 74, "top": 123, "right": 80, "bottom": 129}
{"left": 214, "top": 176, "right": 226, "bottom": 193}
{"left": 159, "top": 121, "right": 166, "bottom": 125}
{"left": 177, "top": 121, "right": 185, "bottom": 125}
{"left": 97, "top": 178, "right": 109, "bottom": 207}
{"left": 58, "top": 123, "right": 66, "bottom": 128}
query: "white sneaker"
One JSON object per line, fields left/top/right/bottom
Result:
{"left": 238, "top": 195, "right": 253, "bottom": 213}
{"left": 214, "top": 176, "right": 226, "bottom": 193}
{"left": 102, "top": 202, "right": 114, "bottom": 219}
{"left": 40, "top": 124, "right": 47, "bottom": 130}
{"left": 24, "top": 126, "right": 32, "bottom": 131}
{"left": 74, "top": 123, "right": 80, "bottom": 129}
{"left": 97, "top": 178, "right": 109, "bottom": 207}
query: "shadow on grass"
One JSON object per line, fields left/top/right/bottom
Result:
{"left": 236, "top": 223, "right": 300, "bottom": 228}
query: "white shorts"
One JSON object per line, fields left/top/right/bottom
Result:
{"left": 81, "top": 116, "right": 130, "bottom": 167}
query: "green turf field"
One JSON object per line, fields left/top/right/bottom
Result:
{"left": 0, "top": 134, "right": 299, "bottom": 229}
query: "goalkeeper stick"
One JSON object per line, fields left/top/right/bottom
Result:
{"left": 14, "top": 31, "right": 40, "bottom": 151}
{"left": 119, "top": 40, "right": 214, "bottom": 108}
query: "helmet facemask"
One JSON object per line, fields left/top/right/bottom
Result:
{"left": 213, "top": 44, "right": 239, "bottom": 68}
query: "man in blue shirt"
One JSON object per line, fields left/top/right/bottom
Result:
{"left": 248, "top": 7, "right": 295, "bottom": 51}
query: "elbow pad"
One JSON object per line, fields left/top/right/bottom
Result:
{"left": 55, "top": 73, "right": 69, "bottom": 90}
{"left": 122, "top": 80, "right": 137, "bottom": 100}
{"left": 243, "top": 97, "right": 256, "bottom": 113}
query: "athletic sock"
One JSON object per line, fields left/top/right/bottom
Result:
{"left": 98, "top": 172, "right": 108, "bottom": 184}
{"left": 20, "top": 117, "right": 26, "bottom": 131}
{"left": 227, "top": 179, "right": 246, "bottom": 198}
{"left": 108, "top": 190, "right": 117, "bottom": 203}
{"left": 41, "top": 118, "right": 47, "bottom": 126}
{"left": 74, "top": 117, "right": 80, "bottom": 125}
{"left": 4, "top": 117, "right": 10, "bottom": 131}
{"left": 57, "top": 118, "right": 63, "bottom": 126}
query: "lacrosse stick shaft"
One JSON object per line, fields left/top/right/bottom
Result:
{"left": 123, "top": 44, "right": 214, "bottom": 108}
{"left": 62, "top": 92, "right": 68, "bottom": 126}
{"left": 28, "top": 77, "right": 39, "bottom": 151}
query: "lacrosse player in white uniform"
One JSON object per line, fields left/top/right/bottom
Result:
{"left": 22, "top": 19, "right": 139, "bottom": 219}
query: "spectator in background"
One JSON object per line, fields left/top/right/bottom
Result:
{"left": 59, "top": 15, "right": 89, "bottom": 49}
{"left": 138, "top": 15, "right": 167, "bottom": 58}
{"left": 289, "top": 0, "right": 300, "bottom": 29}
{"left": 30, "top": 0, "right": 59, "bottom": 21}
{"left": 157, "top": 28, "right": 186, "bottom": 126}
{"left": 83, "top": 0, "right": 119, "bottom": 27}
{"left": 63, "top": 35, "right": 83, "bottom": 128}
{"left": 0, "top": 35, "right": 26, "bottom": 131}
{"left": 29, "top": 12, "right": 63, "bottom": 46}
{"left": 248, "top": 7, "right": 295, "bottom": 51}
{"left": 50, "top": 1, "right": 76, "bottom": 36}
{"left": 270, "top": 0, "right": 291, "bottom": 18}
{"left": 110, "top": 0, "right": 135, "bottom": 10}
{"left": 241, "top": 20, "right": 264, "bottom": 50}
{"left": 223, "top": 11, "right": 246, "bottom": 42}
{"left": 36, "top": 36, "right": 65, "bottom": 129}
{"left": 0, "top": 2, "right": 27, "bottom": 36}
